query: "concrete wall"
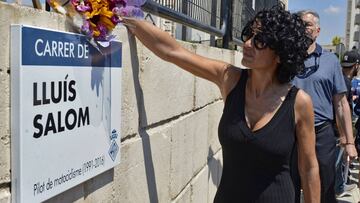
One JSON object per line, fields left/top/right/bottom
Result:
{"left": 0, "top": 2, "right": 243, "bottom": 202}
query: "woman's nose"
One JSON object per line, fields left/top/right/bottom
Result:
{"left": 243, "top": 38, "right": 253, "bottom": 49}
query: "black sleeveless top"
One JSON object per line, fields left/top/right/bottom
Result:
{"left": 214, "top": 70, "right": 299, "bottom": 203}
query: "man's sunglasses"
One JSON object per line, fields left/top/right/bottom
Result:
{"left": 240, "top": 25, "right": 268, "bottom": 50}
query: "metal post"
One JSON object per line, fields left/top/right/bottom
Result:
{"left": 32, "top": 0, "right": 42, "bottom": 9}
{"left": 182, "top": 0, "right": 188, "bottom": 41}
{"left": 210, "top": 0, "right": 217, "bottom": 46}
{"left": 221, "top": 0, "right": 232, "bottom": 48}
{"left": 45, "top": 1, "right": 50, "bottom": 11}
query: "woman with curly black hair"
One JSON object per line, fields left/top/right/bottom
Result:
{"left": 122, "top": 3, "right": 320, "bottom": 202}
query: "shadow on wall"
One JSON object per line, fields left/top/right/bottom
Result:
{"left": 208, "top": 147, "right": 222, "bottom": 192}
{"left": 128, "top": 34, "right": 159, "bottom": 203}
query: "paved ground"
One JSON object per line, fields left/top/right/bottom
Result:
{"left": 337, "top": 161, "right": 360, "bottom": 203}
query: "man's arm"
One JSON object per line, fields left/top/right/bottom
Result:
{"left": 334, "top": 93, "right": 358, "bottom": 158}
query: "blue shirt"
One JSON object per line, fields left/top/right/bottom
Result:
{"left": 292, "top": 44, "right": 347, "bottom": 126}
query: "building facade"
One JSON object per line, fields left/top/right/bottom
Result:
{"left": 345, "top": 0, "right": 360, "bottom": 50}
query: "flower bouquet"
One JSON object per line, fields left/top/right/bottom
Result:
{"left": 47, "top": 0, "right": 145, "bottom": 44}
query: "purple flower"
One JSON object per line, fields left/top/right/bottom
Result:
{"left": 70, "top": 0, "right": 80, "bottom": 6}
{"left": 112, "top": 0, "right": 126, "bottom": 6}
{"left": 119, "top": 6, "right": 130, "bottom": 16}
{"left": 127, "top": 0, "right": 146, "bottom": 7}
{"left": 119, "top": 6, "right": 144, "bottom": 18}
{"left": 112, "top": 7, "right": 121, "bottom": 16}
{"left": 98, "top": 24, "right": 108, "bottom": 34}
{"left": 131, "top": 7, "right": 144, "bottom": 18}
{"left": 95, "top": 23, "right": 108, "bottom": 41}
{"left": 81, "top": 20, "right": 93, "bottom": 37}
{"left": 111, "top": 15, "right": 121, "bottom": 24}
{"left": 76, "top": 4, "right": 91, "bottom": 12}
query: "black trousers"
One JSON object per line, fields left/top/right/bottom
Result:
{"left": 291, "top": 121, "right": 337, "bottom": 203}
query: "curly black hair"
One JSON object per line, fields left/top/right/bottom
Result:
{"left": 241, "top": 3, "right": 313, "bottom": 83}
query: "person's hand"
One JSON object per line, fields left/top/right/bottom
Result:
{"left": 121, "top": 17, "right": 136, "bottom": 34}
{"left": 345, "top": 144, "right": 358, "bottom": 159}
{"left": 352, "top": 95, "right": 358, "bottom": 102}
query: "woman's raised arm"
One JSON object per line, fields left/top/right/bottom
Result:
{"left": 123, "top": 18, "right": 239, "bottom": 97}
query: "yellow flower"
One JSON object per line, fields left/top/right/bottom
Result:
{"left": 99, "top": 16, "right": 115, "bottom": 30}
{"left": 89, "top": 20, "right": 97, "bottom": 28}
{"left": 48, "top": 0, "right": 60, "bottom": 8}
{"left": 83, "top": 0, "right": 109, "bottom": 19}
{"left": 100, "top": 7, "right": 113, "bottom": 18}
{"left": 93, "top": 29, "right": 100, "bottom": 37}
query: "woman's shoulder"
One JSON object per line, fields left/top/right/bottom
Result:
{"left": 294, "top": 89, "right": 313, "bottom": 107}
{"left": 221, "top": 66, "right": 243, "bottom": 99}
{"left": 294, "top": 89, "right": 314, "bottom": 124}
{"left": 294, "top": 89, "right": 313, "bottom": 122}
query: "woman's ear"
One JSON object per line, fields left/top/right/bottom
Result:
{"left": 276, "top": 55, "right": 281, "bottom": 64}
